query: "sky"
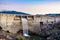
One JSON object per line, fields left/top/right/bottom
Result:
{"left": 0, "top": 0, "right": 60, "bottom": 15}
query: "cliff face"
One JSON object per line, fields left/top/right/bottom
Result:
{"left": 0, "top": 13, "right": 60, "bottom": 34}
{"left": 0, "top": 14, "right": 22, "bottom": 33}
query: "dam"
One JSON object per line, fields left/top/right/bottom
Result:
{"left": 0, "top": 13, "right": 60, "bottom": 34}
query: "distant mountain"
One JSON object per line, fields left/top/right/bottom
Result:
{"left": 36, "top": 14, "right": 45, "bottom": 16}
{"left": 46, "top": 14, "right": 60, "bottom": 16}
{"left": 36, "top": 14, "right": 60, "bottom": 16}
{"left": 0, "top": 11, "right": 30, "bottom": 15}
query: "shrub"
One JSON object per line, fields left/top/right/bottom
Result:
{"left": 6, "top": 30, "right": 10, "bottom": 33}
{"left": 0, "top": 26, "right": 2, "bottom": 30}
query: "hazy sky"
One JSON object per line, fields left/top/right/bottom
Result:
{"left": 0, "top": 0, "right": 60, "bottom": 15}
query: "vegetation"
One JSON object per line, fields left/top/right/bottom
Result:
{"left": 16, "top": 35, "right": 26, "bottom": 40}
{"left": 0, "top": 26, "right": 2, "bottom": 31}
{"left": 6, "top": 30, "right": 10, "bottom": 33}
{"left": 39, "top": 22, "right": 60, "bottom": 40}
